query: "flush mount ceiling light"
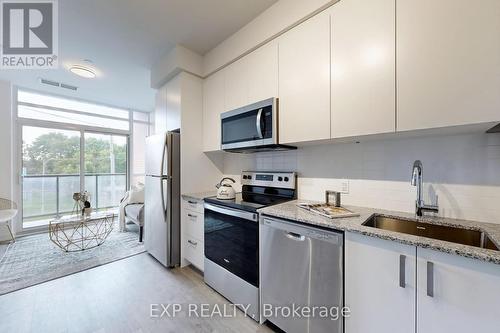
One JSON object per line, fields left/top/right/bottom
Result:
{"left": 69, "top": 65, "right": 96, "bottom": 79}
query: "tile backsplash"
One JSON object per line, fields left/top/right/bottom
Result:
{"left": 223, "top": 132, "right": 500, "bottom": 224}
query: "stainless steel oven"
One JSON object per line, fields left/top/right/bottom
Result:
{"left": 221, "top": 98, "right": 295, "bottom": 152}
{"left": 204, "top": 203, "right": 260, "bottom": 319}
{"left": 204, "top": 203, "right": 259, "bottom": 287}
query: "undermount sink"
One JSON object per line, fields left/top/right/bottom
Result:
{"left": 363, "top": 215, "right": 499, "bottom": 251}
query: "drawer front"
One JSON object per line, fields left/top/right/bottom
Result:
{"left": 184, "top": 236, "right": 204, "bottom": 271}
{"left": 183, "top": 209, "right": 204, "bottom": 241}
{"left": 183, "top": 198, "right": 204, "bottom": 214}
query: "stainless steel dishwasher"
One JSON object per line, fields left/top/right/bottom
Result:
{"left": 260, "top": 216, "right": 343, "bottom": 333}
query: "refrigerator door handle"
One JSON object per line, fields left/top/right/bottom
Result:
{"left": 161, "top": 178, "right": 169, "bottom": 221}
{"left": 161, "top": 142, "right": 168, "bottom": 177}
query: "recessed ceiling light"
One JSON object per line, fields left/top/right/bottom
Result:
{"left": 69, "top": 65, "right": 96, "bottom": 79}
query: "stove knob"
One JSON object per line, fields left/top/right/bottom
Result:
{"left": 278, "top": 176, "right": 283, "bottom": 181}
{"left": 284, "top": 177, "right": 289, "bottom": 182}
{"left": 248, "top": 175, "right": 252, "bottom": 180}
{"left": 242, "top": 175, "right": 248, "bottom": 180}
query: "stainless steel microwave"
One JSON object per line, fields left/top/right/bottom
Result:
{"left": 220, "top": 98, "right": 296, "bottom": 153}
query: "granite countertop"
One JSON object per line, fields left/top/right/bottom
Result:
{"left": 181, "top": 191, "right": 217, "bottom": 201}
{"left": 258, "top": 200, "right": 500, "bottom": 265}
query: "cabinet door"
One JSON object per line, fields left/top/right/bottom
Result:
{"left": 345, "top": 232, "right": 416, "bottom": 333}
{"left": 278, "top": 11, "right": 331, "bottom": 144}
{"left": 224, "top": 57, "right": 248, "bottom": 111}
{"left": 154, "top": 86, "right": 167, "bottom": 134}
{"left": 225, "top": 41, "right": 278, "bottom": 111}
{"left": 165, "top": 74, "right": 181, "bottom": 131}
{"left": 246, "top": 41, "right": 278, "bottom": 103}
{"left": 202, "top": 70, "right": 224, "bottom": 152}
{"left": 397, "top": 0, "right": 500, "bottom": 131}
{"left": 417, "top": 248, "right": 500, "bottom": 333}
{"left": 331, "top": 0, "right": 395, "bottom": 138}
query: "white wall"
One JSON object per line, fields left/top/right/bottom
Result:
{"left": 223, "top": 132, "right": 500, "bottom": 223}
{"left": 0, "top": 80, "right": 14, "bottom": 240}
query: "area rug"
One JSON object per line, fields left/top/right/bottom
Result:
{"left": 0, "top": 223, "right": 145, "bottom": 295}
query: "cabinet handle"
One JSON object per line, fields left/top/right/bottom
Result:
{"left": 399, "top": 255, "right": 406, "bottom": 288}
{"left": 427, "top": 261, "right": 434, "bottom": 297}
{"left": 188, "top": 200, "right": 197, "bottom": 204}
{"left": 187, "top": 213, "right": 197, "bottom": 218}
{"left": 187, "top": 239, "right": 197, "bottom": 246}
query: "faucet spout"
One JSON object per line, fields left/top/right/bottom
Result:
{"left": 411, "top": 160, "right": 423, "bottom": 185}
{"left": 410, "top": 160, "right": 438, "bottom": 217}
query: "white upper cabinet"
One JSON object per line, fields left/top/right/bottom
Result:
{"left": 224, "top": 57, "right": 247, "bottom": 111}
{"left": 154, "top": 86, "right": 167, "bottom": 134}
{"left": 331, "top": 0, "right": 396, "bottom": 138}
{"left": 397, "top": 0, "right": 500, "bottom": 131}
{"left": 202, "top": 69, "right": 224, "bottom": 152}
{"left": 224, "top": 41, "right": 279, "bottom": 111}
{"left": 345, "top": 232, "right": 416, "bottom": 333}
{"left": 416, "top": 248, "right": 500, "bottom": 333}
{"left": 278, "top": 10, "right": 331, "bottom": 144}
{"left": 246, "top": 41, "right": 279, "bottom": 103}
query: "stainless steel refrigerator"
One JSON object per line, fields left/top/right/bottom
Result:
{"left": 144, "top": 131, "right": 180, "bottom": 267}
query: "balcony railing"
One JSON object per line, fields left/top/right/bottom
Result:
{"left": 22, "top": 173, "right": 127, "bottom": 222}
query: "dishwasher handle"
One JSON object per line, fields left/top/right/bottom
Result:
{"left": 286, "top": 231, "right": 306, "bottom": 241}
{"left": 262, "top": 216, "right": 342, "bottom": 245}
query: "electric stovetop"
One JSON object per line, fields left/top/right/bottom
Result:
{"left": 204, "top": 192, "right": 294, "bottom": 213}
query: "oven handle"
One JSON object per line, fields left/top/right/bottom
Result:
{"left": 204, "top": 203, "right": 258, "bottom": 222}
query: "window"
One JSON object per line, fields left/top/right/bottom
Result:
{"left": 18, "top": 90, "right": 131, "bottom": 130}
{"left": 17, "top": 89, "right": 151, "bottom": 228}
{"left": 132, "top": 115, "right": 149, "bottom": 185}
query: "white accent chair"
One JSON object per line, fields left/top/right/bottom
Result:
{"left": 0, "top": 198, "right": 17, "bottom": 243}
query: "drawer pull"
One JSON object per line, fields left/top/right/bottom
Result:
{"left": 187, "top": 240, "right": 197, "bottom": 246}
{"left": 187, "top": 213, "right": 197, "bottom": 218}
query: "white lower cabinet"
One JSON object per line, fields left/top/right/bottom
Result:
{"left": 416, "top": 248, "right": 500, "bottom": 333}
{"left": 181, "top": 198, "right": 204, "bottom": 271}
{"left": 346, "top": 232, "right": 500, "bottom": 333}
{"left": 345, "top": 232, "right": 416, "bottom": 333}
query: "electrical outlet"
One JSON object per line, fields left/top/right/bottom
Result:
{"left": 341, "top": 179, "right": 349, "bottom": 194}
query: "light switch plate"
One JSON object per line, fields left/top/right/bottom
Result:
{"left": 340, "top": 179, "right": 349, "bottom": 194}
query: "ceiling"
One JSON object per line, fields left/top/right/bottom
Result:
{"left": 0, "top": 0, "right": 277, "bottom": 112}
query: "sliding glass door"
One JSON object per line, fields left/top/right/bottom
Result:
{"left": 21, "top": 125, "right": 129, "bottom": 229}
{"left": 84, "top": 133, "right": 128, "bottom": 212}
{"left": 21, "top": 126, "right": 81, "bottom": 227}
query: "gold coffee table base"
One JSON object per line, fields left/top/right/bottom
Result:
{"left": 49, "top": 213, "right": 115, "bottom": 252}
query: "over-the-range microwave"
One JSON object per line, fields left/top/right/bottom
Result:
{"left": 220, "top": 97, "right": 296, "bottom": 153}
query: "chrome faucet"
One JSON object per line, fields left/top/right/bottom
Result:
{"left": 411, "top": 160, "right": 439, "bottom": 217}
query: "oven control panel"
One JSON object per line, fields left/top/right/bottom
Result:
{"left": 241, "top": 171, "right": 296, "bottom": 189}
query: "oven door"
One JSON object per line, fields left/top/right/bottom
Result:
{"left": 221, "top": 97, "right": 277, "bottom": 150}
{"left": 204, "top": 203, "right": 259, "bottom": 287}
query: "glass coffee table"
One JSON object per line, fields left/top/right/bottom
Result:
{"left": 49, "top": 212, "right": 115, "bottom": 252}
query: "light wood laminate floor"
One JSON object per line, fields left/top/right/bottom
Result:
{"left": 0, "top": 253, "right": 276, "bottom": 333}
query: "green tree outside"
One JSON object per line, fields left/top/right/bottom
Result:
{"left": 23, "top": 133, "right": 127, "bottom": 175}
